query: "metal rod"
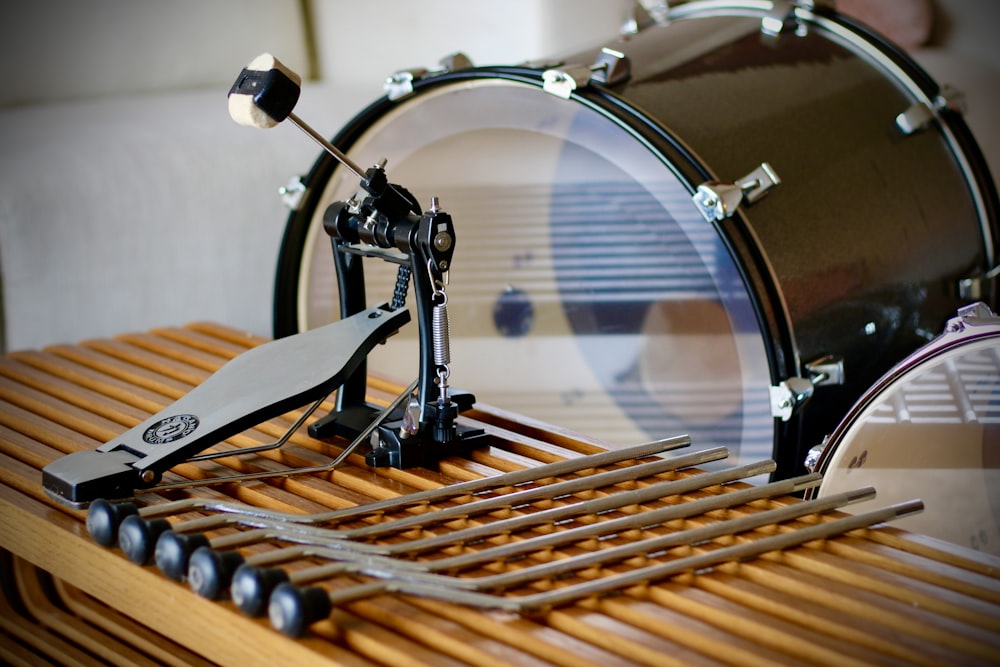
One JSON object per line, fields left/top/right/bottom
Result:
{"left": 287, "top": 112, "right": 367, "bottom": 181}
{"left": 135, "top": 436, "right": 691, "bottom": 523}
{"left": 317, "top": 499, "right": 924, "bottom": 614}
{"left": 243, "top": 471, "right": 823, "bottom": 580}
{"left": 203, "top": 454, "right": 765, "bottom": 559}
{"left": 150, "top": 378, "right": 419, "bottom": 492}
{"left": 306, "top": 485, "right": 875, "bottom": 601}
{"left": 169, "top": 446, "right": 730, "bottom": 540}
{"left": 185, "top": 394, "right": 328, "bottom": 462}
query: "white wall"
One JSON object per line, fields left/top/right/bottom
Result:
{"left": 0, "top": 0, "right": 635, "bottom": 352}
{"left": 914, "top": 0, "right": 1000, "bottom": 182}
{"left": 0, "top": 0, "right": 313, "bottom": 352}
{"left": 309, "top": 0, "right": 633, "bottom": 95}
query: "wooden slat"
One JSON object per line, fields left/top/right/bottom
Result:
{"left": 12, "top": 558, "right": 162, "bottom": 667}
{"left": 697, "top": 566, "right": 994, "bottom": 667}
{"left": 46, "top": 344, "right": 194, "bottom": 399}
{"left": 0, "top": 551, "right": 107, "bottom": 667}
{"left": 52, "top": 579, "right": 215, "bottom": 667}
{"left": 77, "top": 338, "right": 210, "bottom": 387}
{"left": 0, "top": 485, "right": 375, "bottom": 666}
{"left": 0, "top": 322, "right": 998, "bottom": 667}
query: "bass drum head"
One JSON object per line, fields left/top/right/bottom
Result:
{"left": 814, "top": 316, "right": 1000, "bottom": 555}
{"left": 283, "top": 78, "right": 776, "bottom": 469}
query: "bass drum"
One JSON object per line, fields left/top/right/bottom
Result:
{"left": 809, "top": 303, "right": 1000, "bottom": 555}
{"left": 274, "top": 1, "right": 998, "bottom": 480}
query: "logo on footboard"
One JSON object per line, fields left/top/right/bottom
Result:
{"left": 143, "top": 414, "right": 200, "bottom": 444}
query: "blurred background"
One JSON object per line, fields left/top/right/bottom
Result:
{"left": 0, "top": 0, "right": 997, "bottom": 352}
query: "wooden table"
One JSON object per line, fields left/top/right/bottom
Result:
{"left": 1, "top": 323, "right": 999, "bottom": 666}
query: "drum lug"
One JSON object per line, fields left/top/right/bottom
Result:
{"left": 385, "top": 52, "right": 474, "bottom": 101}
{"left": 895, "top": 102, "right": 935, "bottom": 136}
{"left": 804, "top": 439, "right": 827, "bottom": 472}
{"left": 542, "top": 48, "right": 631, "bottom": 98}
{"left": 761, "top": 2, "right": 798, "bottom": 36}
{"left": 958, "top": 274, "right": 996, "bottom": 303}
{"left": 692, "top": 163, "right": 781, "bottom": 222}
{"left": 771, "top": 355, "right": 843, "bottom": 421}
{"left": 957, "top": 226, "right": 999, "bottom": 299}
{"left": 279, "top": 176, "right": 307, "bottom": 210}
{"left": 622, "top": 1, "right": 670, "bottom": 35}
{"left": 592, "top": 48, "right": 631, "bottom": 86}
{"left": 947, "top": 301, "right": 998, "bottom": 332}
{"left": 385, "top": 68, "right": 428, "bottom": 101}
{"left": 935, "top": 84, "right": 967, "bottom": 114}
{"left": 958, "top": 301, "right": 996, "bottom": 319}
{"left": 770, "top": 377, "right": 815, "bottom": 422}
{"left": 805, "top": 354, "right": 845, "bottom": 386}
{"left": 895, "top": 85, "right": 967, "bottom": 135}
{"left": 761, "top": 1, "right": 835, "bottom": 37}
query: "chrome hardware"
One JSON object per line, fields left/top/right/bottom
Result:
{"left": 590, "top": 48, "right": 631, "bottom": 86}
{"left": 153, "top": 378, "right": 420, "bottom": 493}
{"left": 804, "top": 439, "right": 827, "bottom": 472}
{"left": 542, "top": 66, "right": 593, "bottom": 98}
{"left": 622, "top": 0, "right": 669, "bottom": 34}
{"left": 693, "top": 162, "right": 780, "bottom": 222}
{"left": 761, "top": 1, "right": 796, "bottom": 36}
{"left": 958, "top": 263, "right": 1000, "bottom": 302}
{"left": 959, "top": 276, "right": 986, "bottom": 301}
{"left": 794, "top": 0, "right": 836, "bottom": 9}
{"left": 279, "top": 176, "right": 307, "bottom": 210}
{"left": 693, "top": 183, "right": 744, "bottom": 222}
{"left": 431, "top": 291, "right": 452, "bottom": 396}
{"left": 385, "top": 52, "right": 474, "bottom": 101}
{"left": 385, "top": 68, "right": 428, "bottom": 101}
{"left": 770, "top": 353, "right": 840, "bottom": 421}
{"left": 770, "top": 377, "right": 815, "bottom": 421}
{"left": 542, "top": 48, "right": 631, "bottom": 98}
{"left": 739, "top": 163, "right": 781, "bottom": 204}
{"left": 935, "top": 84, "right": 967, "bottom": 114}
{"left": 400, "top": 395, "right": 421, "bottom": 439}
{"left": 805, "top": 354, "right": 845, "bottom": 386}
{"left": 895, "top": 102, "right": 935, "bottom": 135}
{"left": 439, "top": 53, "right": 473, "bottom": 74}
{"left": 896, "top": 84, "right": 968, "bottom": 135}
{"left": 760, "top": 1, "right": 833, "bottom": 37}
{"left": 960, "top": 301, "right": 996, "bottom": 320}
{"left": 946, "top": 302, "right": 998, "bottom": 333}
{"left": 431, "top": 299, "right": 451, "bottom": 369}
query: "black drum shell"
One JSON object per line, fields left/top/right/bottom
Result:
{"left": 554, "top": 6, "right": 998, "bottom": 472}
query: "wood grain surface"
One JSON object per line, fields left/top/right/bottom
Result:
{"left": 1, "top": 323, "right": 998, "bottom": 666}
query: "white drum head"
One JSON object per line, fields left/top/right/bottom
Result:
{"left": 817, "top": 320, "right": 1000, "bottom": 555}
{"left": 298, "top": 79, "right": 775, "bottom": 466}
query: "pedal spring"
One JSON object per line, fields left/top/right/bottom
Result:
{"left": 432, "top": 298, "right": 451, "bottom": 367}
